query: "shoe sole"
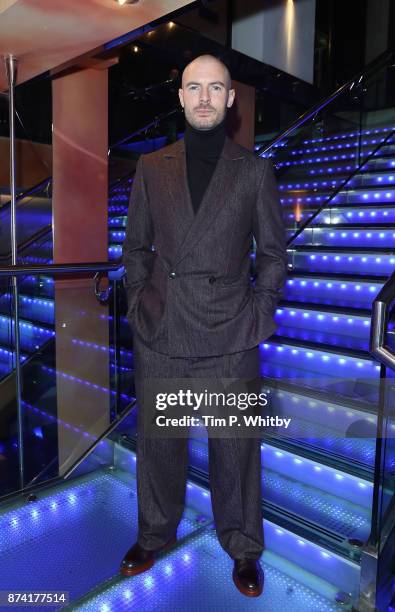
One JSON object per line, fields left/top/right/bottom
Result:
{"left": 232, "top": 569, "right": 263, "bottom": 597}
{"left": 120, "top": 536, "right": 177, "bottom": 577}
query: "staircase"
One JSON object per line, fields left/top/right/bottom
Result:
{"left": 0, "top": 118, "right": 394, "bottom": 610}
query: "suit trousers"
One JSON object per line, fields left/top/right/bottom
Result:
{"left": 132, "top": 332, "right": 264, "bottom": 560}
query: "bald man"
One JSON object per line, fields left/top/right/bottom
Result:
{"left": 120, "top": 54, "right": 287, "bottom": 597}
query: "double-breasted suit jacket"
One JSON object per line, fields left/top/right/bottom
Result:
{"left": 122, "top": 135, "right": 288, "bottom": 357}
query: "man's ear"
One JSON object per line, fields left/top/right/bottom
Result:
{"left": 227, "top": 88, "right": 235, "bottom": 108}
{"left": 178, "top": 88, "right": 184, "bottom": 108}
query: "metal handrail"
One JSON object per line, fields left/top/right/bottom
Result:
{"left": 0, "top": 106, "right": 180, "bottom": 213}
{"left": 0, "top": 259, "right": 132, "bottom": 500}
{"left": 0, "top": 262, "right": 122, "bottom": 276}
{"left": 286, "top": 127, "right": 395, "bottom": 247}
{"left": 370, "top": 270, "right": 395, "bottom": 370}
{"left": 256, "top": 49, "right": 393, "bottom": 156}
{"left": 109, "top": 106, "right": 180, "bottom": 152}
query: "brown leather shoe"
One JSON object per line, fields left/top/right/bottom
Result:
{"left": 232, "top": 559, "right": 264, "bottom": 597}
{"left": 120, "top": 536, "right": 177, "bottom": 577}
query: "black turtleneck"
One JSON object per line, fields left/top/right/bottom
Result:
{"left": 184, "top": 118, "right": 226, "bottom": 214}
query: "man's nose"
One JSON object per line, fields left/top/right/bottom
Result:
{"left": 200, "top": 87, "right": 211, "bottom": 103}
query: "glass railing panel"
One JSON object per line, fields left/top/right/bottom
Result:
{"left": 258, "top": 61, "right": 395, "bottom": 245}
{"left": 0, "top": 179, "right": 52, "bottom": 260}
{"left": 0, "top": 274, "right": 19, "bottom": 497}
{"left": 387, "top": 299, "right": 395, "bottom": 355}
{"left": 108, "top": 107, "right": 183, "bottom": 185}
{"left": 0, "top": 268, "right": 135, "bottom": 499}
{"left": 14, "top": 75, "right": 52, "bottom": 187}
{"left": 0, "top": 274, "right": 14, "bottom": 382}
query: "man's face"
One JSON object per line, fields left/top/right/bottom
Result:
{"left": 178, "top": 59, "right": 235, "bottom": 130}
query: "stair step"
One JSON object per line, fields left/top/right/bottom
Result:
{"left": 281, "top": 185, "right": 395, "bottom": 208}
{"left": 267, "top": 155, "right": 395, "bottom": 178}
{"left": 259, "top": 338, "right": 379, "bottom": 399}
{"left": 284, "top": 274, "right": 383, "bottom": 309}
{"left": 0, "top": 315, "right": 54, "bottom": 353}
{"left": 287, "top": 248, "right": 395, "bottom": 276}
{"left": 313, "top": 205, "right": 395, "bottom": 225}
{"left": 0, "top": 293, "right": 54, "bottom": 325}
{"left": 188, "top": 437, "right": 372, "bottom": 539}
{"left": 275, "top": 305, "right": 370, "bottom": 351}
{"left": 267, "top": 125, "right": 395, "bottom": 149}
{"left": 276, "top": 139, "right": 395, "bottom": 162}
{"left": 279, "top": 170, "right": 395, "bottom": 193}
{"left": 109, "top": 229, "right": 126, "bottom": 243}
{"left": 293, "top": 226, "right": 395, "bottom": 248}
{"left": 115, "top": 444, "right": 361, "bottom": 597}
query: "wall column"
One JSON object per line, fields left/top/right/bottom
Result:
{"left": 52, "top": 67, "right": 110, "bottom": 474}
{"left": 227, "top": 79, "right": 256, "bottom": 151}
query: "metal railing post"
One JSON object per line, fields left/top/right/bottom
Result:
{"left": 5, "top": 54, "right": 24, "bottom": 491}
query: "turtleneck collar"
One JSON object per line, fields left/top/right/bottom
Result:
{"left": 184, "top": 117, "right": 226, "bottom": 159}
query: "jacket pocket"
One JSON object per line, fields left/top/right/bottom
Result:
{"left": 220, "top": 274, "right": 250, "bottom": 287}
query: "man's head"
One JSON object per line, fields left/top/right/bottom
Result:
{"left": 179, "top": 54, "right": 235, "bottom": 130}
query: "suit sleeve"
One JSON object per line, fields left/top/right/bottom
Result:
{"left": 122, "top": 155, "right": 155, "bottom": 317}
{"left": 252, "top": 157, "right": 288, "bottom": 317}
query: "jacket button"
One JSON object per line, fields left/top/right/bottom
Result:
{"left": 208, "top": 276, "right": 216, "bottom": 284}
{"left": 169, "top": 271, "right": 176, "bottom": 279}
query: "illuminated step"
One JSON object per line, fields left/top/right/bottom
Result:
{"left": 109, "top": 229, "right": 126, "bottom": 242}
{"left": 189, "top": 433, "right": 373, "bottom": 507}
{"left": 188, "top": 437, "right": 372, "bottom": 543}
{"left": 0, "top": 293, "right": 54, "bottom": 325}
{"left": 0, "top": 349, "right": 14, "bottom": 377}
{"left": 0, "top": 467, "right": 211, "bottom": 611}
{"left": 284, "top": 206, "right": 395, "bottom": 228}
{"left": 16, "top": 275, "right": 54, "bottom": 298}
{"left": 259, "top": 340, "right": 379, "bottom": 380}
{"left": 278, "top": 176, "right": 346, "bottom": 192}
{"left": 293, "top": 226, "right": 395, "bottom": 248}
{"left": 280, "top": 171, "right": 395, "bottom": 194}
{"left": 108, "top": 215, "right": 127, "bottom": 226}
{"left": 263, "top": 125, "right": 395, "bottom": 150}
{"left": 109, "top": 190, "right": 130, "bottom": 198}
{"left": 332, "top": 185, "right": 395, "bottom": 204}
{"left": 108, "top": 204, "right": 129, "bottom": 214}
{"left": 281, "top": 186, "right": 395, "bottom": 208}
{"left": 280, "top": 192, "right": 332, "bottom": 208}
{"left": 0, "top": 316, "right": 54, "bottom": 352}
{"left": 19, "top": 255, "right": 52, "bottom": 265}
{"left": 73, "top": 540, "right": 351, "bottom": 611}
{"left": 0, "top": 347, "right": 28, "bottom": 378}
{"left": 115, "top": 445, "right": 360, "bottom": 598}
{"left": 275, "top": 306, "right": 370, "bottom": 351}
{"left": 288, "top": 249, "right": 395, "bottom": 276}
{"left": 348, "top": 170, "right": 395, "bottom": 188}
{"left": 262, "top": 385, "right": 380, "bottom": 472}
{"left": 109, "top": 245, "right": 122, "bottom": 260}
{"left": 274, "top": 138, "right": 395, "bottom": 162}
{"left": 70, "top": 338, "right": 134, "bottom": 369}
{"left": 284, "top": 275, "right": 384, "bottom": 308}
{"left": 314, "top": 205, "right": 395, "bottom": 225}
{"left": 270, "top": 155, "right": 395, "bottom": 177}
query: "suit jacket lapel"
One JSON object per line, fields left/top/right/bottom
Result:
{"left": 162, "top": 135, "right": 245, "bottom": 266}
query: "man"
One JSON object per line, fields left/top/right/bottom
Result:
{"left": 120, "top": 54, "right": 287, "bottom": 597}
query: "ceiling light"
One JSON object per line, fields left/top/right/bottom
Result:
{"left": 117, "top": 0, "right": 139, "bottom": 5}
